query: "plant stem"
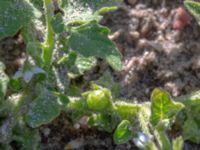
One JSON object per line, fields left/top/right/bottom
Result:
{"left": 155, "top": 129, "right": 171, "bottom": 150}
{"left": 43, "top": 0, "right": 54, "bottom": 69}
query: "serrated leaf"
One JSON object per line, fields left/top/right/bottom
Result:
{"left": 63, "top": 0, "right": 122, "bottom": 23}
{"left": 0, "top": 0, "right": 41, "bottom": 38}
{"left": 113, "top": 120, "right": 133, "bottom": 144}
{"left": 26, "top": 89, "right": 61, "bottom": 128}
{"left": 0, "top": 62, "right": 9, "bottom": 99}
{"left": 68, "top": 21, "right": 122, "bottom": 71}
{"left": 150, "top": 89, "right": 184, "bottom": 128}
{"left": 184, "top": 0, "right": 200, "bottom": 25}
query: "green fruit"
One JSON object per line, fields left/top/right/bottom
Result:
{"left": 86, "top": 88, "right": 113, "bottom": 111}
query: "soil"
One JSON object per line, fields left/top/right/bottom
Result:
{"left": 103, "top": 0, "right": 200, "bottom": 102}
{"left": 0, "top": 33, "right": 25, "bottom": 75}
{"left": 1, "top": 0, "right": 200, "bottom": 149}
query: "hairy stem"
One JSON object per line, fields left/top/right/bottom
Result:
{"left": 43, "top": 0, "right": 54, "bottom": 69}
{"left": 155, "top": 129, "right": 171, "bottom": 150}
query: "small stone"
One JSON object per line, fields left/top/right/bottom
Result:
{"left": 138, "top": 38, "right": 149, "bottom": 48}
{"left": 129, "top": 31, "right": 140, "bottom": 41}
{"left": 79, "top": 116, "right": 89, "bottom": 129}
{"left": 74, "top": 123, "right": 80, "bottom": 129}
{"left": 148, "top": 41, "right": 163, "bottom": 51}
{"left": 108, "top": 30, "right": 122, "bottom": 40}
{"left": 140, "top": 19, "right": 153, "bottom": 35}
{"left": 42, "top": 128, "right": 51, "bottom": 137}
{"left": 159, "top": 21, "right": 169, "bottom": 30}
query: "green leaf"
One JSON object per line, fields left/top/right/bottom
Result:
{"left": 67, "top": 98, "right": 88, "bottom": 123}
{"left": 75, "top": 56, "right": 97, "bottom": 74}
{"left": 175, "top": 91, "right": 200, "bottom": 125}
{"left": 67, "top": 55, "right": 97, "bottom": 78}
{"left": 175, "top": 90, "right": 200, "bottom": 105}
{"left": 68, "top": 21, "right": 122, "bottom": 71}
{"left": 51, "top": 13, "right": 65, "bottom": 34}
{"left": 63, "top": 0, "right": 122, "bottom": 23}
{"left": 150, "top": 88, "right": 184, "bottom": 128}
{"left": 58, "top": 52, "right": 95, "bottom": 79}
{"left": 0, "top": 145, "right": 13, "bottom": 150}
{"left": 113, "top": 120, "right": 133, "bottom": 144}
{"left": 67, "top": 85, "right": 82, "bottom": 97}
{"left": 172, "top": 136, "right": 183, "bottom": 150}
{"left": 0, "top": 0, "right": 41, "bottom": 38}
{"left": 95, "top": 7, "right": 118, "bottom": 15}
{"left": 94, "top": 71, "right": 121, "bottom": 98}
{"left": 13, "top": 127, "right": 41, "bottom": 150}
{"left": 0, "top": 62, "right": 9, "bottom": 99}
{"left": 30, "top": 0, "right": 43, "bottom": 11}
{"left": 88, "top": 113, "right": 114, "bottom": 133}
{"left": 9, "top": 78, "right": 22, "bottom": 91}
{"left": 53, "top": 92, "right": 70, "bottom": 106}
{"left": 27, "top": 42, "right": 43, "bottom": 66}
{"left": 26, "top": 89, "right": 61, "bottom": 128}
{"left": 67, "top": 97, "right": 87, "bottom": 111}
{"left": 114, "top": 101, "right": 141, "bottom": 120}
{"left": 57, "top": 51, "right": 77, "bottom": 66}
{"left": 183, "top": 114, "right": 200, "bottom": 143}
{"left": 184, "top": 0, "right": 200, "bottom": 25}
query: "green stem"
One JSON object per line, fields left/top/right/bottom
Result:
{"left": 43, "top": 0, "right": 54, "bottom": 69}
{"left": 155, "top": 129, "right": 172, "bottom": 150}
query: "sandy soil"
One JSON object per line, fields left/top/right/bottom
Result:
{"left": 102, "top": 0, "right": 200, "bottom": 102}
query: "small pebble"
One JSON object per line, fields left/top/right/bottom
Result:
{"left": 42, "top": 128, "right": 51, "bottom": 137}
{"left": 108, "top": 30, "right": 122, "bottom": 40}
{"left": 129, "top": 31, "right": 140, "bottom": 40}
{"left": 74, "top": 123, "right": 80, "bottom": 129}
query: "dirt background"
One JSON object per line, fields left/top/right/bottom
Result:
{"left": 1, "top": 0, "right": 200, "bottom": 149}
{"left": 106, "top": 0, "right": 200, "bottom": 102}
